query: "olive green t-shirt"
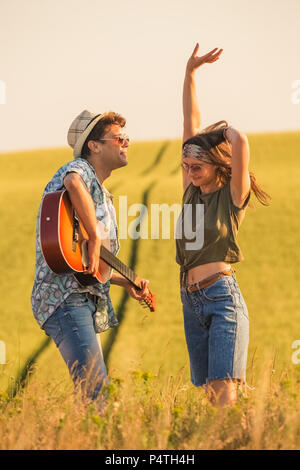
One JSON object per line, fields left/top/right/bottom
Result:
{"left": 175, "top": 181, "right": 250, "bottom": 275}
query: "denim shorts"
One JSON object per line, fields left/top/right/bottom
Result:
{"left": 42, "top": 293, "right": 108, "bottom": 402}
{"left": 180, "top": 273, "right": 249, "bottom": 387}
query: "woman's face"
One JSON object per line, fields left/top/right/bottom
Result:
{"left": 182, "top": 157, "right": 217, "bottom": 187}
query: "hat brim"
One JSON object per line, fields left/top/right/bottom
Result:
{"left": 73, "top": 114, "right": 104, "bottom": 158}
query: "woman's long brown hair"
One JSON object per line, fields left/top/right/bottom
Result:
{"left": 183, "top": 120, "right": 271, "bottom": 206}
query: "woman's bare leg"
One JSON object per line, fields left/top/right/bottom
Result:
{"left": 206, "top": 379, "right": 238, "bottom": 407}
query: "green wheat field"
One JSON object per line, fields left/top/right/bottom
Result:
{"left": 0, "top": 132, "right": 300, "bottom": 450}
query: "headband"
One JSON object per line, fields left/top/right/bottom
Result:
{"left": 182, "top": 144, "right": 214, "bottom": 164}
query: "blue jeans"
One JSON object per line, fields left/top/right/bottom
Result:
{"left": 42, "top": 293, "right": 108, "bottom": 402}
{"left": 180, "top": 273, "right": 249, "bottom": 387}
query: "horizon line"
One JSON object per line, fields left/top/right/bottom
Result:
{"left": 1, "top": 128, "right": 300, "bottom": 156}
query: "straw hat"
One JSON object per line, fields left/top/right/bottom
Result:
{"left": 67, "top": 109, "right": 103, "bottom": 158}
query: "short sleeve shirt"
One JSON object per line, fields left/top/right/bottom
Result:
{"left": 175, "top": 181, "right": 250, "bottom": 274}
{"left": 31, "top": 158, "right": 120, "bottom": 331}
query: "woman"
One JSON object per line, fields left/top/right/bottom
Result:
{"left": 176, "top": 44, "right": 270, "bottom": 407}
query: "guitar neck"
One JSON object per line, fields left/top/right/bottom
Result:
{"left": 100, "top": 245, "right": 141, "bottom": 289}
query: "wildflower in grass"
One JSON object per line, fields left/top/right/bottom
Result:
{"left": 91, "top": 415, "right": 105, "bottom": 428}
{"left": 172, "top": 406, "right": 184, "bottom": 419}
{"left": 142, "top": 371, "right": 154, "bottom": 383}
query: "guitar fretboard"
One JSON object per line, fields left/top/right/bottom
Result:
{"left": 100, "top": 245, "right": 140, "bottom": 289}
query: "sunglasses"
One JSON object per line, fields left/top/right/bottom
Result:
{"left": 181, "top": 162, "right": 203, "bottom": 173}
{"left": 99, "top": 135, "right": 130, "bottom": 147}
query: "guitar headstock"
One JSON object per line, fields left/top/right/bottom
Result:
{"left": 140, "top": 289, "right": 156, "bottom": 312}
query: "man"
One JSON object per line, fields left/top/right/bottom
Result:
{"left": 31, "top": 110, "right": 149, "bottom": 406}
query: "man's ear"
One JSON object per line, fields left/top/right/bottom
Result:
{"left": 88, "top": 140, "right": 101, "bottom": 154}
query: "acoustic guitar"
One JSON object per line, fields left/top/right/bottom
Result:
{"left": 40, "top": 189, "right": 156, "bottom": 312}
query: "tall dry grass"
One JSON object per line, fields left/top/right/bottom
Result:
{"left": 0, "top": 359, "right": 299, "bottom": 450}
{"left": 1, "top": 134, "right": 300, "bottom": 449}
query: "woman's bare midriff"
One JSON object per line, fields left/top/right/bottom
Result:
{"left": 186, "top": 261, "right": 232, "bottom": 285}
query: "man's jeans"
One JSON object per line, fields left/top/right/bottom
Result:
{"left": 42, "top": 293, "right": 108, "bottom": 402}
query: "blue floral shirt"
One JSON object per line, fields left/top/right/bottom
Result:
{"left": 31, "top": 158, "right": 120, "bottom": 332}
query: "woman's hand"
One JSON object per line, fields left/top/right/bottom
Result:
{"left": 186, "top": 43, "right": 223, "bottom": 74}
{"left": 223, "top": 126, "right": 247, "bottom": 145}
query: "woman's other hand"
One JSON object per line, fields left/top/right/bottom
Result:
{"left": 186, "top": 43, "right": 223, "bottom": 73}
{"left": 223, "top": 126, "right": 247, "bottom": 144}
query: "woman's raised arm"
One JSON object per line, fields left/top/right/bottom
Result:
{"left": 182, "top": 44, "right": 223, "bottom": 143}
{"left": 182, "top": 44, "right": 223, "bottom": 191}
{"left": 224, "top": 126, "right": 251, "bottom": 208}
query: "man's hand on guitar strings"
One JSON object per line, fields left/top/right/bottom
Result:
{"left": 85, "top": 235, "right": 101, "bottom": 277}
{"left": 124, "top": 279, "right": 150, "bottom": 301}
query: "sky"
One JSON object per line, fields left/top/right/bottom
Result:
{"left": 0, "top": 0, "right": 299, "bottom": 152}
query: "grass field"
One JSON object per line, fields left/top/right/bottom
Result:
{"left": 0, "top": 131, "right": 300, "bottom": 449}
